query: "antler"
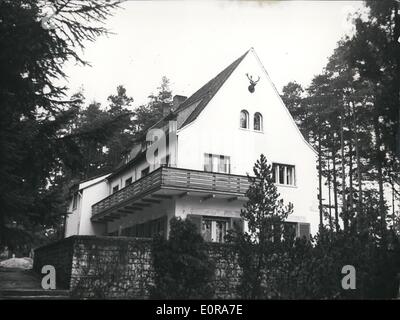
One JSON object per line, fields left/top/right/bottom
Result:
{"left": 246, "top": 73, "right": 260, "bottom": 84}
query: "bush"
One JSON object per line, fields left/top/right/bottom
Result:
{"left": 150, "top": 217, "right": 215, "bottom": 299}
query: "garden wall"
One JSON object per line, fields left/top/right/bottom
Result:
{"left": 33, "top": 236, "right": 241, "bottom": 299}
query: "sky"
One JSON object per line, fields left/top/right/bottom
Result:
{"left": 61, "top": 0, "right": 366, "bottom": 109}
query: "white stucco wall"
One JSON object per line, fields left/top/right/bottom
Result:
{"left": 78, "top": 180, "right": 109, "bottom": 235}
{"left": 64, "top": 174, "right": 110, "bottom": 237}
{"left": 176, "top": 50, "right": 319, "bottom": 234}
{"left": 64, "top": 193, "right": 81, "bottom": 238}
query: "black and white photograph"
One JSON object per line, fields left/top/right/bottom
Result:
{"left": 0, "top": 0, "right": 399, "bottom": 306}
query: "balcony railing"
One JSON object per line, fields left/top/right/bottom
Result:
{"left": 91, "top": 166, "right": 251, "bottom": 218}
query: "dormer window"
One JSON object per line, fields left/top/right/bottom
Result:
{"left": 254, "top": 112, "right": 263, "bottom": 131}
{"left": 240, "top": 110, "right": 249, "bottom": 129}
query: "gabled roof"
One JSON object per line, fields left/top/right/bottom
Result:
{"left": 107, "top": 51, "right": 250, "bottom": 180}
{"left": 174, "top": 50, "right": 249, "bottom": 128}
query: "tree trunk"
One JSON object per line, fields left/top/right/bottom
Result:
{"left": 394, "top": 0, "right": 400, "bottom": 160}
{"left": 355, "top": 123, "right": 363, "bottom": 231}
{"left": 332, "top": 138, "right": 339, "bottom": 231}
{"left": 340, "top": 110, "right": 348, "bottom": 230}
{"left": 348, "top": 101, "right": 356, "bottom": 227}
{"left": 327, "top": 156, "right": 333, "bottom": 229}
{"left": 349, "top": 138, "right": 354, "bottom": 216}
{"left": 252, "top": 236, "right": 265, "bottom": 299}
{"left": 377, "top": 161, "right": 386, "bottom": 231}
{"left": 372, "top": 113, "right": 386, "bottom": 234}
{"left": 318, "top": 132, "right": 323, "bottom": 229}
{"left": 392, "top": 182, "right": 396, "bottom": 227}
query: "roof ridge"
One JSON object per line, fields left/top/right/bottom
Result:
{"left": 175, "top": 50, "right": 249, "bottom": 114}
{"left": 176, "top": 49, "right": 250, "bottom": 127}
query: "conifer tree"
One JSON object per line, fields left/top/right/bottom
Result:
{"left": 233, "top": 154, "right": 294, "bottom": 299}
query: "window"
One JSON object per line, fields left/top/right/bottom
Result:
{"left": 112, "top": 185, "right": 119, "bottom": 193}
{"left": 283, "top": 222, "right": 297, "bottom": 240}
{"left": 204, "top": 153, "right": 212, "bottom": 172}
{"left": 215, "top": 220, "right": 228, "bottom": 243}
{"left": 279, "top": 165, "right": 285, "bottom": 184}
{"left": 283, "top": 222, "right": 310, "bottom": 241}
{"left": 272, "top": 163, "right": 296, "bottom": 186}
{"left": 254, "top": 112, "right": 263, "bottom": 131}
{"left": 120, "top": 216, "right": 167, "bottom": 239}
{"left": 188, "top": 215, "right": 243, "bottom": 243}
{"left": 72, "top": 192, "right": 78, "bottom": 210}
{"left": 298, "top": 223, "right": 311, "bottom": 240}
{"left": 125, "top": 177, "right": 132, "bottom": 187}
{"left": 202, "top": 220, "right": 212, "bottom": 242}
{"left": 201, "top": 217, "right": 230, "bottom": 243}
{"left": 204, "top": 153, "right": 230, "bottom": 173}
{"left": 286, "top": 166, "right": 295, "bottom": 185}
{"left": 240, "top": 110, "right": 249, "bottom": 129}
{"left": 218, "top": 155, "right": 230, "bottom": 173}
{"left": 141, "top": 167, "right": 150, "bottom": 178}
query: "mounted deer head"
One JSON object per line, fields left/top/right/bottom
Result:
{"left": 246, "top": 73, "right": 260, "bottom": 93}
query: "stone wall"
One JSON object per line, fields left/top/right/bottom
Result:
{"left": 207, "top": 243, "right": 241, "bottom": 299}
{"left": 33, "top": 236, "right": 75, "bottom": 289}
{"left": 33, "top": 236, "right": 241, "bottom": 299}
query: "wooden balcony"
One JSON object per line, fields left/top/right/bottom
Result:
{"left": 91, "top": 166, "right": 251, "bottom": 222}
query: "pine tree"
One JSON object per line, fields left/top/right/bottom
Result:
{"left": 0, "top": 0, "right": 120, "bottom": 248}
{"left": 133, "top": 76, "right": 173, "bottom": 133}
{"left": 233, "top": 154, "right": 293, "bottom": 299}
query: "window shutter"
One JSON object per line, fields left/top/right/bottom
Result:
{"left": 230, "top": 217, "right": 244, "bottom": 233}
{"left": 163, "top": 215, "right": 168, "bottom": 239}
{"left": 298, "top": 223, "right": 310, "bottom": 241}
{"left": 186, "top": 214, "right": 202, "bottom": 234}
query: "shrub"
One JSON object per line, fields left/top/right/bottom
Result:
{"left": 150, "top": 217, "right": 215, "bottom": 299}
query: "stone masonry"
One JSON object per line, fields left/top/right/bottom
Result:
{"left": 33, "top": 236, "right": 241, "bottom": 299}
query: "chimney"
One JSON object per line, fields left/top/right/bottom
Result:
{"left": 172, "top": 95, "right": 187, "bottom": 111}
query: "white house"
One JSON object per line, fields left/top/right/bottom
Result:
{"left": 64, "top": 48, "right": 320, "bottom": 242}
